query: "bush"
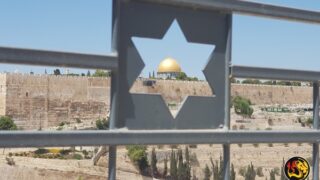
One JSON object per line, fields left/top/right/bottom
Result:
{"left": 239, "top": 166, "right": 246, "bottom": 177}
{"left": 232, "top": 96, "right": 253, "bottom": 118}
{"left": 6, "top": 157, "right": 15, "bottom": 166}
{"left": 0, "top": 116, "right": 17, "bottom": 130}
{"left": 306, "top": 117, "right": 313, "bottom": 126}
{"left": 96, "top": 118, "right": 109, "bottom": 130}
{"left": 76, "top": 118, "right": 82, "bottom": 123}
{"left": 35, "top": 148, "right": 49, "bottom": 155}
{"left": 92, "top": 70, "right": 110, "bottom": 77}
{"left": 73, "top": 153, "right": 83, "bottom": 160}
{"left": 253, "top": 143, "right": 259, "bottom": 148}
{"left": 126, "top": 145, "right": 148, "bottom": 172}
{"left": 59, "top": 122, "right": 65, "bottom": 126}
{"left": 256, "top": 167, "right": 264, "bottom": 177}
{"left": 59, "top": 149, "right": 72, "bottom": 155}
{"left": 273, "top": 167, "right": 280, "bottom": 176}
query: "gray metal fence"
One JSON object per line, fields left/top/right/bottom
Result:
{"left": 1, "top": 0, "right": 320, "bottom": 179}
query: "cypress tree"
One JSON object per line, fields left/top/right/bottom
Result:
{"left": 177, "top": 149, "right": 183, "bottom": 180}
{"left": 185, "top": 147, "right": 191, "bottom": 180}
{"left": 185, "top": 146, "right": 190, "bottom": 164}
{"left": 245, "top": 162, "right": 256, "bottom": 180}
{"left": 269, "top": 169, "right": 276, "bottom": 180}
{"left": 230, "top": 163, "right": 236, "bottom": 180}
{"left": 163, "top": 156, "right": 168, "bottom": 177}
{"left": 280, "top": 158, "right": 286, "bottom": 180}
{"left": 213, "top": 161, "right": 219, "bottom": 180}
{"left": 170, "top": 150, "right": 177, "bottom": 179}
{"left": 219, "top": 155, "right": 224, "bottom": 179}
{"left": 203, "top": 164, "right": 211, "bottom": 180}
{"left": 151, "top": 147, "right": 158, "bottom": 177}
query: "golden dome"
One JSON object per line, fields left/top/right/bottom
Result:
{"left": 157, "top": 57, "right": 182, "bottom": 73}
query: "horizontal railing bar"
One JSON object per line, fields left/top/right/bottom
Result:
{"left": 0, "top": 46, "right": 118, "bottom": 70}
{"left": 232, "top": 65, "right": 320, "bottom": 81}
{"left": 0, "top": 130, "right": 320, "bottom": 147}
{"left": 134, "top": 0, "right": 320, "bottom": 24}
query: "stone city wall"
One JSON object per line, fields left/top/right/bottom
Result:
{"left": 0, "top": 74, "right": 313, "bottom": 129}
{"left": 4, "top": 74, "right": 110, "bottom": 129}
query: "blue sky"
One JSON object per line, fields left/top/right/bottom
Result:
{"left": 0, "top": 0, "right": 319, "bottom": 77}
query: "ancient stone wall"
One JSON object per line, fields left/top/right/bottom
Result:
{"left": 0, "top": 74, "right": 6, "bottom": 116}
{"left": 5, "top": 74, "right": 110, "bottom": 129}
{"left": 231, "top": 84, "right": 312, "bottom": 104}
{"left": 132, "top": 79, "right": 312, "bottom": 105}
{"left": 2, "top": 74, "right": 314, "bottom": 129}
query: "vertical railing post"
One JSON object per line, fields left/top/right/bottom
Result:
{"left": 108, "top": 1, "right": 119, "bottom": 180}
{"left": 313, "top": 81, "right": 319, "bottom": 180}
{"left": 223, "top": 14, "right": 232, "bottom": 180}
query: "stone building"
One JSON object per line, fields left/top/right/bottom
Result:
{"left": 157, "top": 57, "right": 182, "bottom": 79}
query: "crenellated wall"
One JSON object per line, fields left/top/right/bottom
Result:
{"left": 0, "top": 74, "right": 314, "bottom": 129}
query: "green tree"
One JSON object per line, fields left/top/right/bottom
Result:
{"left": 177, "top": 149, "right": 184, "bottom": 180}
{"left": 245, "top": 163, "right": 256, "bottom": 180}
{"left": 233, "top": 96, "right": 254, "bottom": 119}
{"left": 86, "top": 70, "right": 91, "bottom": 76}
{"left": 219, "top": 156, "right": 224, "bottom": 178}
{"left": 280, "top": 158, "right": 286, "bottom": 180}
{"left": 170, "top": 150, "right": 178, "bottom": 179}
{"left": 230, "top": 163, "right": 236, "bottom": 180}
{"left": 256, "top": 167, "right": 264, "bottom": 177}
{"left": 263, "top": 80, "right": 275, "bottom": 85}
{"left": 92, "top": 69, "right": 110, "bottom": 77}
{"left": 126, "top": 145, "right": 148, "bottom": 172}
{"left": 203, "top": 164, "right": 211, "bottom": 180}
{"left": 53, "top": 69, "right": 61, "bottom": 75}
{"left": 176, "top": 72, "right": 188, "bottom": 80}
{"left": 96, "top": 118, "right": 109, "bottom": 130}
{"left": 175, "top": 148, "right": 190, "bottom": 180}
{"left": 210, "top": 157, "right": 222, "bottom": 180}
{"left": 185, "top": 147, "right": 191, "bottom": 180}
{"left": 163, "top": 156, "right": 168, "bottom": 177}
{"left": 231, "top": 77, "right": 236, "bottom": 83}
{"left": 269, "top": 169, "right": 276, "bottom": 180}
{"left": 0, "top": 116, "right": 17, "bottom": 130}
{"left": 150, "top": 147, "right": 158, "bottom": 177}
{"left": 242, "top": 79, "right": 261, "bottom": 84}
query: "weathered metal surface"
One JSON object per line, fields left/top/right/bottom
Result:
{"left": 117, "top": 0, "right": 231, "bottom": 129}
{"left": 0, "top": 46, "right": 118, "bottom": 70}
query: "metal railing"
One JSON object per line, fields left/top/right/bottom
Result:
{"left": 1, "top": 0, "right": 320, "bottom": 179}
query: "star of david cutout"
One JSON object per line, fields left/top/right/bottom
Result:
{"left": 115, "top": 1, "right": 231, "bottom": 129}
{"left": 131, "top": 20, "right": 215, "bottom": 118}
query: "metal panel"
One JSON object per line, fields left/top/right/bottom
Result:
{"left": 232, "top": 65, "right": 320, "bottom": 81}
{"left": 1, "top": 130, "right": 320, "bottom": 147}
{"left": 118, "top": 0, "right": 231, "bottom": 129}
{"left": 0, "top": 46, "right": 118, "bottom": 70}
{"left": 134, "top": 0, "right": 320, "bottom": 24}
{"left": 108, "top": 0, "right": 120, "bottom": 179}
{"left": 313, "top": 82, "right": 319, "bottom": 180}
